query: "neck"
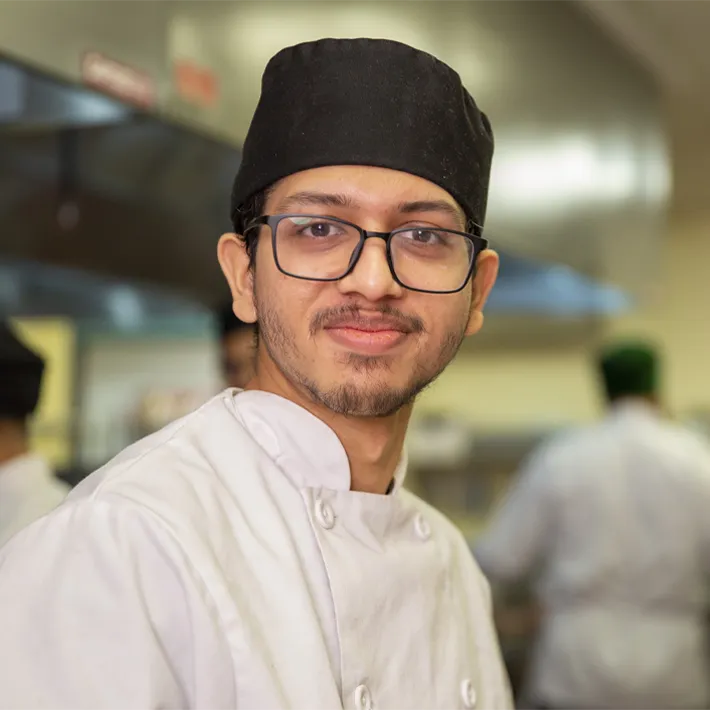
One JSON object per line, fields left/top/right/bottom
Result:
{"left": 246, "top": 353, "right": 409, "bottom": 494}
{"left": 0, "top": 421, "right": 29, "bottom": 467}
{"left": 322, "top": 406, "right": 410, "bottom": 494}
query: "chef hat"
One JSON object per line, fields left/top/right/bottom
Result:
{"left": 598, "top": 341, "right": 658, "bottom": 401}
{"left": 231, "top": 38, "right": 494, "bottom": 230}
{"left": 0, "top": 322, "right": 45, "bottom": 419}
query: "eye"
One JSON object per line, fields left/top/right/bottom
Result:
{"left": 304, "top": 221, "right": 336, "bottom": 238}
{"left": 400, "top": 228, "right": 444, "bottom": 245}
{"left": 288, "top": 218, "right": 345, "bottom": 239}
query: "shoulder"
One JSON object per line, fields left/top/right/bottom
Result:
{"left": 653, "top": 419, "right": 710, "bottom": 482}
{"left": 532, "top": 424, "right": 600, "bottom": 464}
{"left": 657, "top": 418, "right": 710, "bottom": 457}
{"left": 50, "top": 391, "right": 274, "bottom": 556}
{"left": 70, "top": 391, "right": 257, "bottom": 503}
{"left": 604, "top": 411, "right": 710, "bottom": 477}
{"left": 514, "top": 425, "right": 610, "bottom": 490}
{"left": 0, "top": 492, "right": 173, "bottom": 573}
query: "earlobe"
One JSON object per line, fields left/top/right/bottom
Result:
{"left": 217, "top": 233, "right": 257, "bottom": 324}
{"left": 465, "top": 249, "right": 499, "bottom": 337}
{"left": 465, "top": 311, "right": 484, "bottom": 336}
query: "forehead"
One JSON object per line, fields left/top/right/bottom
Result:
{"left": 267, "top": 165, "right": 463, "bottom": 219}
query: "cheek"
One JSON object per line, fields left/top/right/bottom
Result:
{"left": 254, "top": 242, "right": 295, "bottom": 308}
{"left": 254, "top": 268, "right": 323, "bottom": 337}
{"left": 419, "top": 293, "right": 472, "bottom": 340}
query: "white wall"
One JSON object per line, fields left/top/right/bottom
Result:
{"left": 605, "top": 211, "right": 710, "bottom": 414}
{"left": 417, "top": 347, "right": 601, "bottom": 430}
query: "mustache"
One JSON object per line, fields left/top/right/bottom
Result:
{"left": 310, "top": 304, "right": 425, "bottom": 336}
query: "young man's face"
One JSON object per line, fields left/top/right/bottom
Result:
{"left": 220, "top": 165, "right": 498, "bottom": 417}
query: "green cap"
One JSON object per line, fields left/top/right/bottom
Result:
{"left": 598, "top": 341, "right": 659, "bottom": 401}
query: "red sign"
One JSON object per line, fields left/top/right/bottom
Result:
{"left": 174, "top": 60, "right": 219, "bottom": 108}
{"left": 81, "top": 51, "right": 156, "bottom": 108}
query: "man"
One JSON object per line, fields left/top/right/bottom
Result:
{"left": 217, "top": 301, "right": 256, "bottom": 388}
{"left": 476, "top": 342, "right": 710, "bottom": 709}
{"left": 0, "top": 39, "right": 511, "bottom": 709}
{"left": 0, "top": 322, "right": 69, "bottom": 548}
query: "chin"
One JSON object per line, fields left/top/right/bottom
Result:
{"left": 315, "top": 384, "right": 416, "bottom": 418}
{"left": 340, "top": 352, "right": 397, "bottom": 375}
{"left": 302, "top": 370, "right": 424, "bottom": 418}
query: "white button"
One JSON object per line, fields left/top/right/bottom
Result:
{"left": 314, "top": 498, "right": 335, "bottom": 530}
{"left": 414, "top": 513, "right": 431, "bottom": 541}
{"left": 354, "top": 684, "right": 373, "bottom": 710}
{"left": 460, "top": 678, "right": 476, "bottom": 708}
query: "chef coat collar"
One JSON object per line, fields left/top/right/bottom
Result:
{"left": 229, "top": 389, "right": 407, "bottom": 494}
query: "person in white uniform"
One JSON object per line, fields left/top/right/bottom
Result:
{"left": 475, "top": 342, "right": 710, "bottom": 709}
{"left": 0, "top": 38, "right": 512, "bottom": 709}
{"left": 0, "top": 322, "right": 69, "bottom": 549}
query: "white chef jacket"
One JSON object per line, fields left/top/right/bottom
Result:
{"left": 476, "top": 401, "right": 710, "bottom": 709}
{"left": 0, "top": 389, "right": 511, "bottom": 710}
{"left": 0, "top": 452, "right": 69, "bottom": 548}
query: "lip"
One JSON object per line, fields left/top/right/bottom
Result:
{"left": 325, "top": 326, "right": 409, "bottom": 355}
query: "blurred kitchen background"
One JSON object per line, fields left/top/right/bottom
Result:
{"left": 2, "top": 0, "right": 710, "bottom": 695}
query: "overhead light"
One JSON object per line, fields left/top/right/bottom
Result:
{"left": 489, "top": 133, "right": 641, "bottom": 218}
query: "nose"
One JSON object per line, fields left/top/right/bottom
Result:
{"left": 337, "top": 237, "right": 403, "bottom": 301}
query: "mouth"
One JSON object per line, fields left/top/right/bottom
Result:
{"left": 323, "top": 317, "right": 412, "bottom": 355}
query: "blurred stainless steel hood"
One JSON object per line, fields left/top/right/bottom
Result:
{"left": 0, "top": 0, "right": 669, "bottom": 323}
{"left": 0, "top": 61, "right": 237, "bottom": 305}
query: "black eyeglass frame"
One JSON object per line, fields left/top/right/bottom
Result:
{"left": 244, "top": 213, "right": 489, "bottom": 295}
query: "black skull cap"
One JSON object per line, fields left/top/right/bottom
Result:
{"left": 0, "top": 321, "right": 45, "bottom": 418}
{"left": 231, "top": 38, "right": 494, "bottom": 230}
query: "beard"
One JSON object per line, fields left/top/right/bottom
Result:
{"left": 255, "top": 291, "right": 468, "bottom": 418}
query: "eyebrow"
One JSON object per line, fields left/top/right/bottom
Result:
{"left": 274, "top": 191, "right": 466, "bottom": 228}
{"left": 397, "top": 200, "right": 466, "bottom": 228}
{"left": 274, "top": 191, "right": 356, "bottom": 213}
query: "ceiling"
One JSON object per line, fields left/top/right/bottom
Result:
{"left": 579, "top": 0, "right": 710, "bottom": 216}
{"left": 580, "top": 0, "right": 710, "bottom": 101}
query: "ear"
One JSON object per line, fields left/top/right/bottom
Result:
{"left": 465, "top": 249, "right": 499, "bottom": 337}
{"left": 217, "top": 233, "right": 257, "bottom": 323}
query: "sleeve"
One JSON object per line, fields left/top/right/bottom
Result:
{"left": 474, "top": 446, "right": 555, "bottom": 584}
{"left": 0, "top": 496, "right": 234, "bottom": 710}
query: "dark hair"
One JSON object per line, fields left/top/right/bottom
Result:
{"left": 231, "top": 188, "right": 271, "bottom": 270}
{"left": 597, "top": 342, "right": 658, "bottom": 403}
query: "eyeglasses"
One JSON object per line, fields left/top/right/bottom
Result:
{"left": 244, "top": 214, "right": 488, "bottom": 294}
